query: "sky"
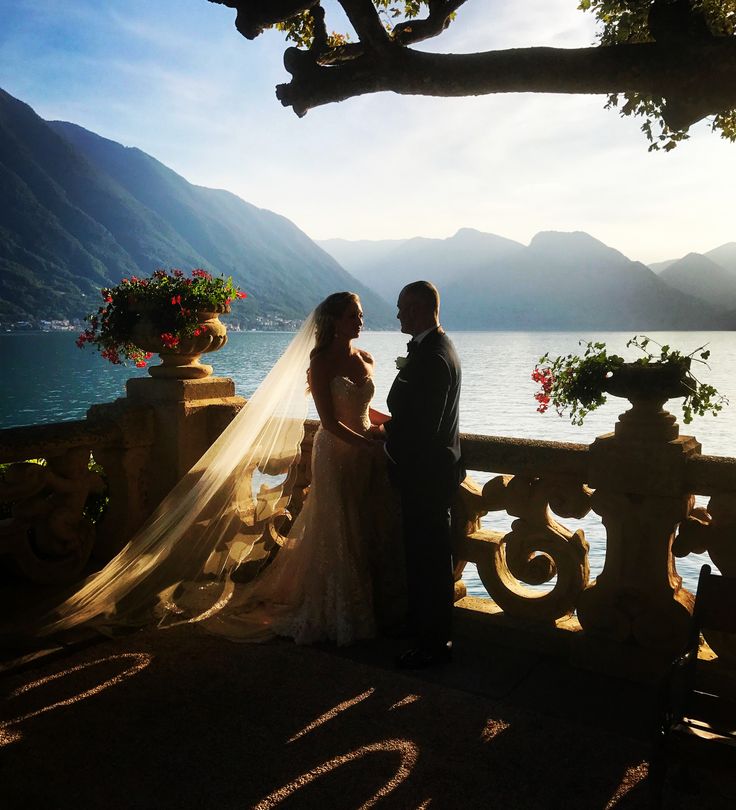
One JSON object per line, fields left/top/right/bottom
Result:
{"left": 1, "top": 0, "right": 734, "bottom": 265}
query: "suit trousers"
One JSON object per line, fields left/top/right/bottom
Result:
{"left": 398, "top": 477, "right": 454, "bottom": 650}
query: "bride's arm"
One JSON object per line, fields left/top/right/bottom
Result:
{"left": 310, "top": 356, "right": 374, "bottom": 448}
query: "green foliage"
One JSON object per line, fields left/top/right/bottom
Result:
{"left": 77, "top": 268, "right": 247, "bottom": 367}
{"left": 0, "top": 455, "right": 109, "bottom": 524}
{"left": 0, "top": 458, "right": 45, "bottom": 520}
{"left": 275, "top": 2, "right": 434, "bottom": 46}
{"left": 579, "top": 0, "right": 736, "bottom": 150}
{"left": 533, "top": 342, "right": 625, "bottom": 425}
{"left": 532, "top": 335, "right": 728, "bottom": 425}
{"left": 85, "top": 454, "right": 109, "bottom": 525}
{"left": 626, "top": 335, "right": 727, "bottom": 422}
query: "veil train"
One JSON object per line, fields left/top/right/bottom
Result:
{"left": 36, "top": 313, "right": 318, "bottom": 637}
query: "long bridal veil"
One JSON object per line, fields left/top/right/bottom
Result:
{"left": 36, "top": 312, "right": 317, "bottom": 637}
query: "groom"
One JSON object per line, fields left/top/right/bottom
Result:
{"left": 383, "top": 281, "right": 464, "bottom": 668}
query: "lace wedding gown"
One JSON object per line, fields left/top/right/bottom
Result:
{"left": 204, "top": 375, "right": 404, "bottom": 646}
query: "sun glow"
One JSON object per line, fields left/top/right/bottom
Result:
{"left": 1, "top": 652, "right": 152, "bottom": 747}
{"left": 253, "top": 738, "right": 420, "bottom": 810}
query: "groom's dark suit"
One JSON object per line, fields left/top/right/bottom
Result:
{"left": 385, "top": 326, "right": 464, "bottom": 652}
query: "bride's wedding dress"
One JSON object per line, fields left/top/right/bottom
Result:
{"left": 206, "top": 375, "right": 404, "bottom": 646}
{"left": 23, "top": 310, "right": 404, "bottom": 649}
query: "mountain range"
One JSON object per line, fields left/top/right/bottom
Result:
{"left": 1, "top": 86, "right": 734, "bottom": 332}
{"left": 0, "top": 87, "right": 394, "bottom": 329}
{"left": 319, "top": 231, "right": 736, "bottom": 330}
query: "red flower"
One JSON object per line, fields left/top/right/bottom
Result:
{"left": 192, "top": 268, "right": 212, "bottom": 279}
{"left": 160, "top": 332, "right": 180, "bottom": 349}
{"left": 236, "top": 291, "right": 247, "bottom": 299}
{"left": 135, "top": 360, "right": 147, "bottom": 368}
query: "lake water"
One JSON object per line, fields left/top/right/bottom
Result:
{"left": 2, "top": 329, "right": 735, "bottom": 596}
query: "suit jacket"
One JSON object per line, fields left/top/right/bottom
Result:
{"left": 385, "top": 327, "right": 464, "bottom": 490}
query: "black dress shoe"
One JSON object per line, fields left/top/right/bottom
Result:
{"left": 395, "top": 643, "right": 453, "bottom": 670}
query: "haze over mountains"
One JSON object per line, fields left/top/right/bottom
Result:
{"left": 319, "top": 231, "right": 736, "bottom": 330}
{"left": 0, "top": 87, "right": 394, "bottom": 328}
{"left": 1, "top": 86, "right": 734, "bottom": 332}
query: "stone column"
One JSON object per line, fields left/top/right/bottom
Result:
{"left": 577, "top": 392, "right": 700, "bottom": 655}
{"left": 124, "top": 376, "right": 245, "bottom": 515}
{"left": 86, "top": 399, "right": 156, "bottom": 561}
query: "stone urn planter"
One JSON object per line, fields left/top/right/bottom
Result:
{"left": 130, "top": 307, "right": 229, "bottom": 379}
{"left": 603, "top": 360, "right": 691, "bottom": 442}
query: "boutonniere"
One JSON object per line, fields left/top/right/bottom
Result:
{"left": 395, "top": 355, "right": 410, "bottom": 370}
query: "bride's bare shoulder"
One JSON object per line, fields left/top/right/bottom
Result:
{"left": 356, "top": 348, "right": 374, "bottom": 365}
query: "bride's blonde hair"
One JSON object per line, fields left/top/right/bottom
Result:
{"left": 310, "top": 291, "right": 360, "bottom": 358}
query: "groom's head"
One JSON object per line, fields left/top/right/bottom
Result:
{"left": 397, "top": 281, "right": 440, "bottom": 336}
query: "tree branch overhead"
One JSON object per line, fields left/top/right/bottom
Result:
{"left": 207, "top": 0, "right": 736, "bottom": 146}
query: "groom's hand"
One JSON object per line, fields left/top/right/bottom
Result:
{"left": 368, "top": 424, "right": 386, "bottom": 439}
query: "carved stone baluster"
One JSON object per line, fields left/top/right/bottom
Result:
{"left": 0, "top": 448, "right": 104, "bottom": 584}
{"left": 454, "top": 473, "right": 591, "bottom": 621}
{"left": 452, "top": 476, "right": 487, "bottom": 601}
{"left": 86, "top": 401, "right": 156, "bottom": 560}
{"left": 577, "top": 371, "right": 700, "bottom": 655}
{"left": 675, "top": 492, "right": 736, "bottom": 663}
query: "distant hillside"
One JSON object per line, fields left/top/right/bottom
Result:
{"left": 705, "top": 242, "right": 736, "bottom": 274}
{"left": 317, "top": 237, "right": 407, "bottom": 293}
{"left": 0, "top": 87, "right": 394, "bottom": 328}
{"left": 321, "top": 230, "right": 733, "bottom": 330}
{"left": 648, "top": 259, "right": 676, "bottom": 274}
{"left": 659, "top": 252, "right": 736, "bottom": 311}
{"left": 319, "top": 228, "right": 524, "bottom": 303}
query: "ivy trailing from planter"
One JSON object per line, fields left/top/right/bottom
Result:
{"left": 532, "top": 335, "right": 728, "bottom": 426}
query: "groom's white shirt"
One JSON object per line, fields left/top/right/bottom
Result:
{"left": 411, "top": 325, "right": 437, "bottom": 346}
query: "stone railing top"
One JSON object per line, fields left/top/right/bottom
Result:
{"left": 685, "top": 454, "right": 736, "bottom": 495}
{"left": 0, "top": 418, "right": 120, "bottom": 463}
{"left": 459, "top": 432, "right": 736, "bottom": 496}
{"left": 460, "top": 433, "right": 589, "bottom": 478}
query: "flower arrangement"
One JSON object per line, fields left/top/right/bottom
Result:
{"left": 532, "top": 336, "right": 727, "bottom": 426}
{"left": 76, "top": 268, "right": 247, "bottom": 367}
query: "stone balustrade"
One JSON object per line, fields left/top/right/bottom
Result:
{"left": 0, "top": 377, "right": 243, "bottom": 585}
{"left": 1, "top": 376, "right": 735, "bottom": 665}
{"left": 454, "top": 431, "right": 736, "bottom": 662}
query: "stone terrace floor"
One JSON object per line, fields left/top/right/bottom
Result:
{"left": 1, "top": 600, "right": 733, "bottom": 810}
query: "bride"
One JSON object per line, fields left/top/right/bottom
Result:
{"left": 27, "top": 292, "right": 404, "bottom": 647}
{"left": 204, "top": 291, "right": 404, "bottom": 645}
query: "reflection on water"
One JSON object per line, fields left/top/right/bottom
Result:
{"left": 2, "top": 329, "right": 735, "bottom": 595}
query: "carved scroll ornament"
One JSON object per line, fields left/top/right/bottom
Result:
{"left": 0, "top": 449, "right": 105, "bottom": 584}
{"left": 674, "top": 492, "right": 736, "bottom": 663}
{"left": 454, "top": 473, "right": 591, "bottom": 622}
